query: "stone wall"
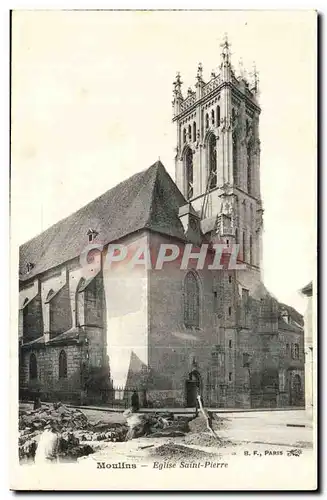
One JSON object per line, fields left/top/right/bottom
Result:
{"left": 21, "top": 344, "right": 82, "bottom": 403}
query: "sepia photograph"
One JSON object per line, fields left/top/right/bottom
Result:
{"left": 10, "top": 9, "right": 317, "bottom": 491}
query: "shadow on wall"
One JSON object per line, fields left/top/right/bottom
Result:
{"left": 123, "top": 351, "right": 173, "bottom": 390}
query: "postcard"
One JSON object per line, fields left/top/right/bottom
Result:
{"left": 10, "top": 9, "right": 317, "bottom": 491}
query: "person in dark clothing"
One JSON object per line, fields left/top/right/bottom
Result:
{"left": 33, "top": 390, "right": 42, "bottom": 410}
{"left": 131, "top": 391, "right": 140, "bottom": 412}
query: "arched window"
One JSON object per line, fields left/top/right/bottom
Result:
{"left": 184, "top": 272, "right": 200, "bottom": 328}
{"left": 185, "top": 148, "right": 193, "bottom": 200}
{"left": 208, "top": 134, "right": 217, "bottom": 189}
{"left": 232, "top": 108, "right": 236, "bottom": 127}
{"left": 246, "top": 119, "right": 250, "bottom": 136}
{"left": 59, "top": 350, "right": 68, "bottom": 379}
{"left": 183, "top": 128, "right": 187, "bottom": 144}
{"left": 188, "top": 124, "right": 192, "bottom": 140}
{"left": 243, "top": 231, "right": 246, "bottom": 262}
{"left": 205, "top": 113, "right": 209, "bottom": 129}
{"left": 201, "top": 109, "right": 204, "bottom": 137}
{"left": 29, "top": 353, "right": 37, "bottom": 380}
{"left": 233, "top": 132, "right": 238, "bottom": 185}
{"left": 216, "top": 105, "right": 220, "bottom": 127}
{"left": 211, "top": 109, "right": 215, "bottom": 125}
{"left": 249, "top": 235, "right": 253, "bottom": 264}
{"left": 23, "top": 298, "right": 29, "bottom": 335}
{"left": 193, "top": 122, "right": 196, "bottom": 142}
{"left": 247, "top": 144, "right": 252, "bottom": 194}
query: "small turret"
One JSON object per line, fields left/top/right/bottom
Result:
{"left": 195, "top": 62, "right": 204, "bottom": 99}
{"left": 172, "top": 72, "right": 183, "bottom": 116}
{"left": 251, "top": 62, "right": 260, "bottom": 97}
{"left": 220, "top": 33, "right": 232, "bottom": 81}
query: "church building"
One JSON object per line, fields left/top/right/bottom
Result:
{"left": 19, "top": 37, "right": 305, "bottom": 409}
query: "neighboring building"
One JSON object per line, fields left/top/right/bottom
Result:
{"left": 301, "top": 281, "right": 314, "bottom": 409}
{"left": 19, "top": 37, "right": 305, "bottom": 408}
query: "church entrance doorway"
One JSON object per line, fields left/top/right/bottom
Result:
{"left": 185, "top": 369, "right": 202, "bottom": 407}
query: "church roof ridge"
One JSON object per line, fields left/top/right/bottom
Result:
{"left": 19, "top": 160, "right": 187, "bottom": 282}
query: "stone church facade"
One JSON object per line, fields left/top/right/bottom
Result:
{"left": 19, "top": 37, "right": 305, "bottom": 408}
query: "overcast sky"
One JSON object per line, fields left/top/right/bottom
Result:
{"left": 11, "top": 10, "right": 316, "bottom": 313}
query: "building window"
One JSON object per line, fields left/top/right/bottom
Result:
{"left": 205, "top": 113, "right": 209, "bottom": 129}
{"left": 228, "top": 306, "right": 232, "bottom": 316}
{"left": 59, "top": 350, "right": 68, "bottom": 379}
{"left": 213, "top": 291, "right": 218, "bottom": 312}
{"left": 293, "top": 344, "right": 299, "bottom": 359}
{"left": 185, "top": 147, "right": 194, "bottom": 200}
{"left": 26, "top": 262, "right": 35, "bottom": 273}
{"left": 183, "top": 128, "right": 187, "bottom": 143}
{"left": 208, "top": 134, "right": 217, "bottom": 189}
{"left": 193, "top": 121, "right": 196, "bottom": 142}
{"left": 228, "top": 372, "right": 232, "bottom": 382}
{"left": 233, "top": 131, "right": 238, "bottom": 185}
{"left": 243, "top": 353, "right": 250, "bottom": 368}
{"left": 235, "top": 228, "right": 238, "bottom": 245}
{"left": 29, "top": 353, "right": 37, "bottom": 380}
{"left": 201, "top": 109, "right": 204, "bottom": 138}
{"left": 211, "top": 109, "right": 215, "bottom": 125}
{"left": 229, "top": 339, "right": 232, "bottom": 348}
{"left": 247, "top": 145, "right": 252, "bottom": 194}
{"left": 243, "top": 231, "right": 246, "bottom": 262}
{"left": 249, "top": 235, "right": 253, "bottom": 265}
{"left": 242, "top": 288, "right": 249, "bottom": 303}
{"left": 232, "top": 108, "right": 236, "bottom": 126}
{"left": 216, "top": 105, "right": 220, "bottom": 127}
{"left": 286, "top": 343, "right": 289, "bottom": 356}
{"left": 229, "top": 275, "right": 232, "bottom": 283}
{"left": 188, "top": 124, "right": 192, "bottom": 140}
{"left": 184, "top": 271, "right": 200, "bottom": 328}
{"left": 246, "top": 119, "right": 250, "bottom": 136}
{"left": 87, "top": 229, "right": 98, "bottom": 243}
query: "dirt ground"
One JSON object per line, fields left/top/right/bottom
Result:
{"left": 19, "top": 403, "right": 314, "bottom": 468}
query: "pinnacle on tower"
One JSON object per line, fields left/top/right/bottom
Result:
{"left": 196, "top": 62, "right": 203, "bottom": 81}
{"left": 251, "top": 62, "right": 260, "bottom": 94}
{"left": 220, "top": 32, "right": 231, "bottom": 65}
{"left": 173, "top": 72, "right": 183, "bottom": 95}
{"left": 238, "top": 57, "right": 244, "bottom": 78}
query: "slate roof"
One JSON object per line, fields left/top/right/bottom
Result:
{"left": 19, "top": 161, "right": 187, "bottom": 282}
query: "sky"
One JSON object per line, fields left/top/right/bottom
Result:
{"left": 11, "top": 10, "right": 316, "bottom": 313}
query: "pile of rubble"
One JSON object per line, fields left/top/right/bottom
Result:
{"left": 19, "top": 402, "right": 224, "bottom": 463}
{"left": 19, "top": 403, "right": 129, "bottom": 462}
{"left": 123, "top": 410, "right": 191, "bottom": 439}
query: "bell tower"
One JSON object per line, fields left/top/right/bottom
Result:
{"left": 172, "top": 34, "right": 264, "bottom": 271}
